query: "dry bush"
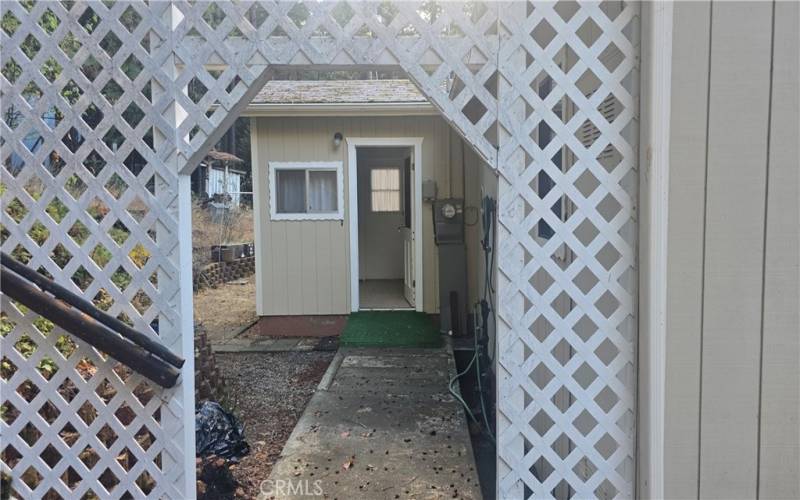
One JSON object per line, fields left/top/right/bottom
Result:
{"left": 192, "top": 200, "right": 254, "bottom": 267}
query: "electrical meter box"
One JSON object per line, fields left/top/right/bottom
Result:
{"left": 433, "top": 199, "right": 464, "bottom": 245}
{"left": 433, "top": 199, "right": 467, "bottom": 335}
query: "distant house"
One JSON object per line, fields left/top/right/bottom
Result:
{"left": 242, "top": 79, "right": 497, "bottom": 328}
{"left": 191, "top": 149, "right": 246, "bottom": 207}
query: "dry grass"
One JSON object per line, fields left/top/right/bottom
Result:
{"left": 193, "top": 274, "right": 257, "bottom": 344}
{"left": 191, "top": 200, "right": 258, "bottom": 343}
{"left": 192, "top": 202, "right": 255, "bottom": 247}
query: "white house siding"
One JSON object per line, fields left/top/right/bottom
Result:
{"left": 206, "top": 167, "right": 242, "bottom": 206}
{"left": 251, "top": 115, "right": 489, "bottom": 316}
{"left": 664, "top": 2, "right": 799, "bottom": 498}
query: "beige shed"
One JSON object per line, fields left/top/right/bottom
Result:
{"left": 243, "top": 80, "right": 498, "bottom": 321}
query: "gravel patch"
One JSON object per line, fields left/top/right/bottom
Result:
{"left": 215, "top": 351, "right": 335, "bottom": 498}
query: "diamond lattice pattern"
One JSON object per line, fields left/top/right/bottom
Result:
{"left": 494, "top": 2, "right": 638, "bottom": 498}
{"left": 1, "top": 1, "right": 638, "bottom": 498}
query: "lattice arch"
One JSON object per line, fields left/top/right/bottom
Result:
{"left": 1, "top": 1, "right": 638, "bottom": 498}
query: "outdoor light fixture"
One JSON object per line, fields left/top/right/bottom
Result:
{"left": 333, "top": 132, "right": 343, "bottom": 148}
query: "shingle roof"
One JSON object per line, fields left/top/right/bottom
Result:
{"left": 205, "top": 149, "right": 244, "bottom": 163}
{"left": 250, "top": 79, "right": 427, "bottom": 105}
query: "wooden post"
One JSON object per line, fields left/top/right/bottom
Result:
{"left": 1, "top": 252, "right": 184, "bottom": 369}
{"left": 1, "top": 268, "right": 181, "bottom": 388}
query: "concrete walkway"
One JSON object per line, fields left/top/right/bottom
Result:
{"left": 261, "top": 346, "right": 482, "bottom": 499}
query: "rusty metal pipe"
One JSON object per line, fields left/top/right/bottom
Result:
{"left": 1, "top": 252, "right": 184, "bottom": 368}
{"left": 1, "top": 267, "right": 180, "bottom": 388}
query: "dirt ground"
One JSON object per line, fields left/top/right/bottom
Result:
{"left": 215, "top": 352, "right": 335, "bottom": 498}
{"left": 193, "top": 274, "right": 258, "bottom": 344}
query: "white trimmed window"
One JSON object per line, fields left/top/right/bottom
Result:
{"left": 370, "top": 167, "right": 401, "bottom": 212}
{"left": 268, "top": 161, "right": 344, "bottom": 220}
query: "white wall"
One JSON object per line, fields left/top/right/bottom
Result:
{"left": 206, "top": 167, "right": 242, "bottom": 206}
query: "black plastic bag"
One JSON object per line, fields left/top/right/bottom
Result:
{"left": 195, "top": 401, "right": 250, "bottom": 462}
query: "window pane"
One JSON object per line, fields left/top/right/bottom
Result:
{"left": 371, "top": 190, "right": 400, "bottom": 212}
{"left": 308, "top": 170, "right": 337, "bottom": 212}
{"left": 276, "top": 170, "right": 306, "bottom": 213}
{"left": 370, "top": 168, "right": 401, "bottom": 212}
{"left": 371, "top": 168, "right": 400, "bottom": 190}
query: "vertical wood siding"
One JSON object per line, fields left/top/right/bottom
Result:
{"left": 758, "top": 2, "right": 800, "bottom": 497}
{"left": 664, "top": 2, "right": 799, "bottom": 497}
{"left": 252, "top": 115, "right": 485, "bottom": 315}
{"left": 664, "top": 3, "right": 711, "bottom": 496}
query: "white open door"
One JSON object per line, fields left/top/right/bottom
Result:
{"left": 401, "top": 154, "right": 415, "bottom": 306}
{"left": 348, "top": 138, "right": 423, "bottom": 312}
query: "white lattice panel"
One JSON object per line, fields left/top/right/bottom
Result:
{"left": 1, "top": 0, "right": 188, "bottom": 497}
{"left": 1, "top": 1, "right": 638, "bottom": 498}
{"left": 494, "top": 2, "right": 639, "bottom": 498}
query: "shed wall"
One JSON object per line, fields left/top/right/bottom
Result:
{"left": 664, "top": 2, "right": 799, "bottom": 497}
{"left": 251, "top": 115, "right": 487, "bottom": 316}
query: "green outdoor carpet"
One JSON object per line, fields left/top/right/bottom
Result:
{"left": 340, "top": 311, "right": 442, "bottom": 348}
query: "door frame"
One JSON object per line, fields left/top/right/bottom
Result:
{"left": 346, "top": 137, "right": 424, "bottom": 312}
